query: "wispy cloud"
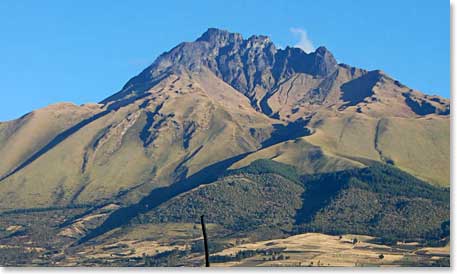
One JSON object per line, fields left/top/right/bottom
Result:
{"left": 290, "top": 28, "right": 315, "bottom": 53}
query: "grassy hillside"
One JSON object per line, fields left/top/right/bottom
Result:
{"left": 0, "top": 103, "right": 100, "bottom": 178}
{"left": 0, "top": 160, "right": 449, "bottom": 266}
{"left": 0, "top": 74, "right": 277, "bottom": 209}
{"left": 0, "top": 76, "right": 449, "bottom": 212}
{"left": 229, "top": 138, "right": 362, "bottom": 174}
{"left": 305, "top": 113, "right": 450, "bottom": 186}
{"left": 121, "top": 160, "right": 449, "bottom": 243}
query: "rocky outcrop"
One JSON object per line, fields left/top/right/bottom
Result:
{"left": 103, "top": 28, "right": 339, "bottom": 111}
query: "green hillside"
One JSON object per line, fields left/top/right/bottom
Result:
{"left": 119, "top": 160, "right": 449, "bottom": 243}
{"left": 296, "top": 164, "right": 449, "bottom": 241}
{"left": 133, "top": 172, "right": 304, "bottom": 233}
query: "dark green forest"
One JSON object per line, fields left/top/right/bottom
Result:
{"left": 133, "top": 159, "right": 450, "bottom": 243}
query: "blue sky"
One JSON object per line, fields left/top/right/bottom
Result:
{"left": 0, "top": 0, "right": 449, "bottom": 121}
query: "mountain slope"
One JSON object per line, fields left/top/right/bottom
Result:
{"left": 0, "top": 103, "right": 101, "bottom": 178}
{"left": 0, "top": 28, "right": 450, "bottom": 211}
{"left": 303, "top": 112, "right": 450, "bottom": 186}
{"left": 296, "top": 164, "right": 449, "bottom": 240}
{"left": 124, "top": 160, "right": 449, "bottom": 241}
{"left": 0, "top": 72, "right": 280, "bottom": 209}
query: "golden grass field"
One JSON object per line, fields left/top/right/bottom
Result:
{"left": 44, "top": 223, "right": 448, "bottom": 267}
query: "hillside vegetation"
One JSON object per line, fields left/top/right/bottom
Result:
{"left": 296, "top": 164, "right": 449, "bottom": 241}
{"left": 129, "top": 159, "right": 449, "bottom": 243}
{"left": 133, "top": 172, "right": 304, "bottom": 233}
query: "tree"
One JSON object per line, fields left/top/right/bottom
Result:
{"left": 440, "top": 220, "right": 450, "bottom": 238}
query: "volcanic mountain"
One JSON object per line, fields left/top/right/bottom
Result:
{"left": 0, "top": 28, "right": 450, "bottom": 211}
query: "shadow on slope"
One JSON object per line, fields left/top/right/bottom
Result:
{"left": 0, "top": 92, "right": 156, "bottom": 182}
{"left": 261, "top": 118, "right": 311, "bottom": 148}
{"left": 339, "top": 70, "right": 381, "bottom": 109}
{"left": 76, "top": 152, "right": 250, "bottom": 245}
{"left": 403, "top": 92, "right": 450, "bottom": 116}
{"left": 77, "top": 120, "right": 312, "bottom": 244}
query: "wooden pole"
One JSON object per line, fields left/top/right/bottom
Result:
{"left": 200, "top": 215, "right": 210, "bottom": 267}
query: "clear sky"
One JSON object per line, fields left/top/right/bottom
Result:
{"left": 0, "top": 0, "right": 450, "bottom": 121}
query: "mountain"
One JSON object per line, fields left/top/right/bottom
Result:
{"left": 0, "top": 28, "right": 449, "bottom": 211}
{"left": 0, "top": 28, "right": 450, "bottom": 267}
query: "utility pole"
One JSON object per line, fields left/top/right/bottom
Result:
{"left": 200, "top": 215, "right": 210, "bottom": 267}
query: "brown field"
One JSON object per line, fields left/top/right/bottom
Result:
{"left": 0, "top": 214, "right": 450, "bottom": 267}
{"left": 209, "top": 233, "right": 450, "bottom": 267}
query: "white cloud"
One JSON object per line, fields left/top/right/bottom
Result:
{"left": 290, "top": 28, "right": 315, "bottom": 53}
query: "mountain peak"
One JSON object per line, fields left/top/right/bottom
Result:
{"left": 196, "top": 27, "right": 243, "bottom": 45}
{"left": 308, "top": 46, "right": 337, "bottom": 76}
{"left": 247, "top": 34, "right": 272, "bottom": 43}
{"left": 315, "top": 46, "right": 331, "bottom": 54}
{"left": 104, "top": 28, "right": 448, "bottom": 121}
{"left": 105, "top": 28, "right": 341, "bottom": 107}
